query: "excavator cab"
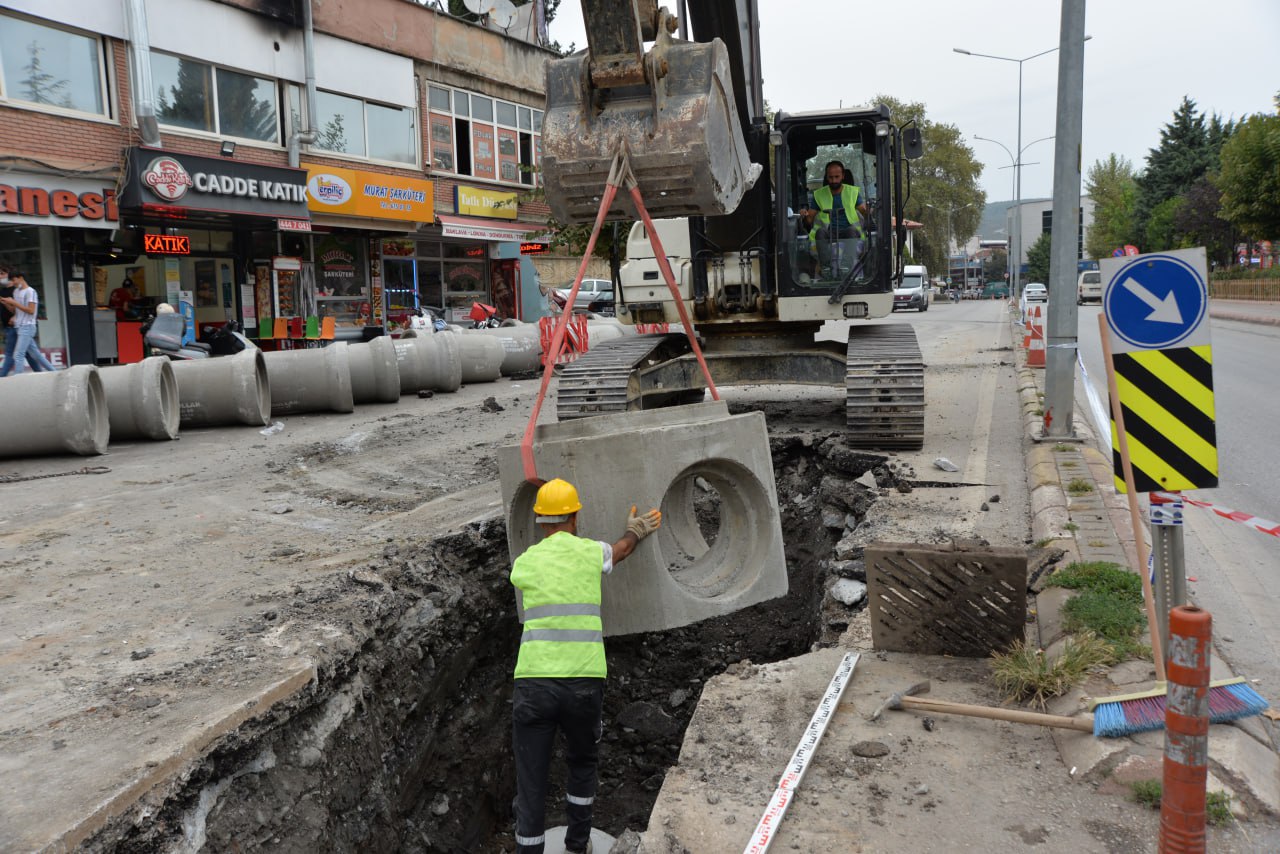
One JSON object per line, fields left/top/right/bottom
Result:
{"left": 774, "top": 107, "right": 903, "bottom": 298}
{"left": 540, "top": 1, "right": 760, "bottom": 224}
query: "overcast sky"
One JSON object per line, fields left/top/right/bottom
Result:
{"left": 548, "top": 1, "right": 1280, "bottom": 203}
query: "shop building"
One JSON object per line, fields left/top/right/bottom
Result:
{"left": 0, "top": 0, "right": 553, "bottom": 366}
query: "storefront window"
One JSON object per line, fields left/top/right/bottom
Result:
{"left": 314, "top": 89, "right": 417, "bottom": 165}
{"left": 314, "top": 234, "right": 365, "bottom": 298}
{"left": 0, "top": 14, "right": 107, "bottom": 116}
{"left": 427, "top": 84, "right": 542, "bottom": 187}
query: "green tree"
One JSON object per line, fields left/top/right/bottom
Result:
{"left": 1174, "top": 176, "right": 1236, "bottom": 267}
{"left": 1217, "top": 111, "right": 1280, "bottom": 241}
{"left": 1133, "top": 97, "right": 1229, "bottom": 248}
{"left": 1144, "top": 196, "right": 1183, "bottom": 251}
{"left": 1084, "top": 154, "right": 1137, "bottom": 259}
{"left": 876, "top": 96, "right": 986, "bottom": 275}
{"left": 1026, "top": 231, "right": 1051, "bottom": 284}
{"left": 982, "top": 248, "right": 1007, "bottom": 282}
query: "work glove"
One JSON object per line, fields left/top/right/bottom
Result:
{"left": 626, "top": 505, "right": 662, "bottom": 540}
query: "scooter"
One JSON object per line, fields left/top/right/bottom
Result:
{"left": 142, "top": 312, "right": 256, "bottom": 360}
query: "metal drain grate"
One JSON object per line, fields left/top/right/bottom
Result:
{"left": 866, "top": 542, "right": 1027, "bottom": 657}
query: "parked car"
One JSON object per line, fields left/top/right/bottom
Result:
{"left": 551, "top": 278, "right": 613, "bottom": 313}
{"left": 1022, "top": 282, "right": 1048, "bottom": 302}
{"left": 586, "top": 286, "right": 615, "bottom": 316}
{"left": 1077, "top": 270, "right": 1102, "bottom": 304}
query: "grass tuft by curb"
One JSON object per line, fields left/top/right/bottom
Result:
{"left": 1066, "top": 478, "right": 1094, "bottom": 495}
{"left": 992, "top": 634, "right": 1115, "bottom": 709}
{"left": 1129, "top": 780, "right": 1233, "bottom": 826}
{"left": 1047, "top": 562, "right": 1149, "bottom": 661}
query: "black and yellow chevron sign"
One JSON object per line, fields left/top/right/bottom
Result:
{"left": 1110, "top": 345, "right": 1217, "bottom": 493}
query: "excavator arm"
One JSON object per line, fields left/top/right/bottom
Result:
{"left": 540, "top": 1, "right": 760, "bottom": 224}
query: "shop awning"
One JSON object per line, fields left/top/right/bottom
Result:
{"left": 437, "top": 214, "right": 547, "bottom": 243}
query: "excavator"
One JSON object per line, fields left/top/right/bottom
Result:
{"left": 539, "top": 0, "right": 927, "bottom": 449}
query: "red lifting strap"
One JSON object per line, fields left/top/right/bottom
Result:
{"left": 519, "top": 144, "right": 720, "bottom": 485}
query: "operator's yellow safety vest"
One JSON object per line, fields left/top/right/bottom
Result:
{"left": 809, "top": 184, "right": 864, "bottom": 243}
{"left": 511, "top": 531, "right": 606, "bottom": 679}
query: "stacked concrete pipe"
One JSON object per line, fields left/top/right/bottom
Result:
{"left": 585, "top": 318, "right": 636, "bottom": 347}
{"left": 262, "top": 343, "right": 354, "bottom": 416}
{"left": 467, "top": 323, "right": 542, "bottom": 375}
{"left": 393, "top": 332, "right": 462, "bottom": 394}
{"left": 345, "top": 337, "right": 401, "bottom": 404}
{"left": 97, "top": 356, "right": 179, "bottom": 441}
{"left": 0, "top": 365, "right": 109, "bottom": 457}
{"left": 456, "top": 330, "right": 505, "bottom": 383}
{"left": 170, "top": 348, "right": 271, "bottom": 428}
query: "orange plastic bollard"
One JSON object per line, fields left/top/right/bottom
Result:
{"left": 1027, "top": 305, "right": 1046, "bottom": 368}
{"left": 1161, "top": 605, "right": 1211, "bottom": 854}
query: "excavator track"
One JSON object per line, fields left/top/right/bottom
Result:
{"left": 845, "top": 324, "right": 925, "bottom": 450}
{"left": 556, "top": 335, "right": 689, "bottom": 420}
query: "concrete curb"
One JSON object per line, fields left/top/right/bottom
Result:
{"left": 1012, "top": 307, "right": 1279, "bottom": 819}
{"left": 1210, "top": 308, "right": 1280, "bottom": 327}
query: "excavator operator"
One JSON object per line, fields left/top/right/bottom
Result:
{"left": 509, "top": 478, "right": 662, "bottom": 854}
{"left": 800, "top": 160, "right": 870, "bottom": 278}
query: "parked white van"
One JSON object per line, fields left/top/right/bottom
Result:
{"left": 1077, "top": 269, "right": 1102, "bottom": 304}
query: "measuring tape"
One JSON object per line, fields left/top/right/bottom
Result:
{"left": 1153, "top": 492, "right": 1280, "bottom": 539}
{"left": 743, "top": 652, "right": 860, "bottom": 853}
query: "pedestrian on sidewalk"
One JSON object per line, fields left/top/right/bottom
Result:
{"left": 1, "top": 269, "right": 58, "bottom": 377}
{"left": 509, "top": 478, "right": 662, "bottom": 854}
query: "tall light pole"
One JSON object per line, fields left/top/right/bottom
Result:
{"left": 954, "top": 37, "right": 1090, "bottom": 298}
{"left": 974, "top": 134, "right": 1053, "bottom": 288}
{"left": 925, "top": 202, "right": 973, "bottom": 285}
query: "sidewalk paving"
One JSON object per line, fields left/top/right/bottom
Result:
{"left": 1014, "top": 304, "right": 1280, "bottom": 822}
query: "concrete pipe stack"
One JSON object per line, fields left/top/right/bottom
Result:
{"left": 585, "top": 318, "right": 636, "bottom": 347}
{"left": 0, "top": 365, "right": 109, "bottom": 457}
{"left": 345, "top": 337, "right": 401, "bottom": 404}
{"left": 170, "top": 349, "right": 271, "bottom": 428}
{"left": 466, "top": 323, "right": 542, "bottom": 376}
{"left": 97, "top": 356, "right": 180, "bottom": 441}
{"left": 456, "top": 330, "right": 506, "bottom": 384}
{"left": 262, "top": 343, "right": 354, "bottom": 416}
{"left": 393, "top": 332, "right": 462, "bottom": 394}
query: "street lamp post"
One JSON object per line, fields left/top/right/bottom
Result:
{"left": 973, "top": 134, "right": 1053, "bottom": 289}
{"left": 925, "top": 202, "right": 973, "bottom": 289}
{"left": 954, "top": 38, "right": 1089, "bottom": 298}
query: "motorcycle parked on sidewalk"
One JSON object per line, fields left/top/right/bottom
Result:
{"left": 143, "top": 312, "right": 256, "bottom": 360}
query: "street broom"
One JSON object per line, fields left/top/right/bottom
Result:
{"left": 1089, "top": 314, "right": 1268, "bottom": 735}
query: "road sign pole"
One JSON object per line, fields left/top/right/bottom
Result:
{"left": 1042, "top": 0, "right": 1086, "bottom": 439}
{"left": 1150, "top": 493, "right": 1187, "bottom": 658}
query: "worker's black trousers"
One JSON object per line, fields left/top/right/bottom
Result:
{"left": 512, "top": 677, "right": 604, "bottom": 854}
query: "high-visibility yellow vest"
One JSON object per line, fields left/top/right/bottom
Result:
{"left": 809, "top": 184, "right": 864, "bottom": 243}
{"left": 511, "top": 531, "right": 606, "bottom": 679}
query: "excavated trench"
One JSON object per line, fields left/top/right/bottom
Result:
{"left": 100, "top": 434, "right": 901, "bottom": 853}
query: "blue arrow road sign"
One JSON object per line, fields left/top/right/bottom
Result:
{"left": 1102, "top": 250, "right": 1208, "bottom": 353}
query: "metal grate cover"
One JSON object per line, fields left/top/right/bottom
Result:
{"left": 867, "top": 542, "right": 1027, "bottom": 657}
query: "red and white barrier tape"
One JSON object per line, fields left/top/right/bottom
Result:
{"left": 743, "top": 652, "right": 859, "bottom": 853}
{"left": 1153, "top": 492, "right": 1280, "bottom": 539}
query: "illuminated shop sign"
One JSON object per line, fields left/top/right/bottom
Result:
{"left": 121, "top": 148, "right": 311, "bottom": 219}
{"left": 143, "top": 233, "right": 191, "bottom": 255}
{"left": 302, "top": 164, "right": 434, "bottom": 223}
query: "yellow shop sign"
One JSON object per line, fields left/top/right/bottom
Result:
{"left": 455, "top": 185, "right": 518, "bottom": 220}
{"left": 303, "top": 164, "right": 434, "bottom": 223}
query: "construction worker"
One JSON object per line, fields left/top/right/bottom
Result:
{"left": 510, "top": 478, "right": 662, "bottom": 854}
{"left": 799, "top": 160, "right": 869, "bottom": 278}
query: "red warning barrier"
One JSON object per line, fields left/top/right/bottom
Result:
{"left": 1026, "top": 304, "right": 1045, "bottom": 368}
{"left": 538, "top": 314, "right": 589, "bottom": 366}
{"left": 1161, "top": 605, "right": 1211, "bottom": 853}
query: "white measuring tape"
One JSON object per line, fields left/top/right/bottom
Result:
{"left": 1153, "top": 492, "right": 1280, "bottom": 539}
{"left": 743, "top": 652, "right": 860, "bottom": 853}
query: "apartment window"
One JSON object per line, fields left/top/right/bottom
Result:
{"left": 314, "top": 89, "right": 417, "bottom": 165}
{"left": 152, "top": 52, "right": 278, "bottom": 142}
{"left": 427, "top": 84, "right": 543, "bottom": 186}
{"left": 0, "top": 14, "right": 107, "bottom": 116}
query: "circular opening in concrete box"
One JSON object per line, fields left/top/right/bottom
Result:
{"left": 658, "top": 458, "right": 769, "bottom": 598}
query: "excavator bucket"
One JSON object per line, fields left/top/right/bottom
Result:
{"left": 499, "top": 402, "right": 788, "bottom": 636}
{"left": 541, "top": 37, "right": 757, "bottom": 224}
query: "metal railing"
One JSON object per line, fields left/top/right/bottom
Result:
{"left": 1208, "top": 276, "right": 1280, "bottom": 301}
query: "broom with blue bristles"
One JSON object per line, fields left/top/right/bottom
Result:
{"left": 1090, "top": 314, "right": 1269, "bottom": 738}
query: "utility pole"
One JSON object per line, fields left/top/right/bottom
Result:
{"left": 1043, "top": 0, "right": 1086, "bottom": 440}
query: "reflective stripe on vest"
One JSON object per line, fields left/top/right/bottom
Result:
{"left": 511, "top": 531, "right": 607, "bottom": 679}
{"left": 810, "top": 184, "right": 863, "bottom": 242}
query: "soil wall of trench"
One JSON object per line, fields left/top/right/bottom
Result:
{"left": 89, "top": 435, "right": 894, "bottom": 852}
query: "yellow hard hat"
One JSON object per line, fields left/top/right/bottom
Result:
{"left": 533, "top": 478, "right": 582, "bottom": 520}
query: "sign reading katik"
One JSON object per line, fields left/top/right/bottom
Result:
{"left": 120, "top": 148, "right": 310, "bottom": 219}
{"left": 302, "top": 164, "right": 434, "bottom": 223}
